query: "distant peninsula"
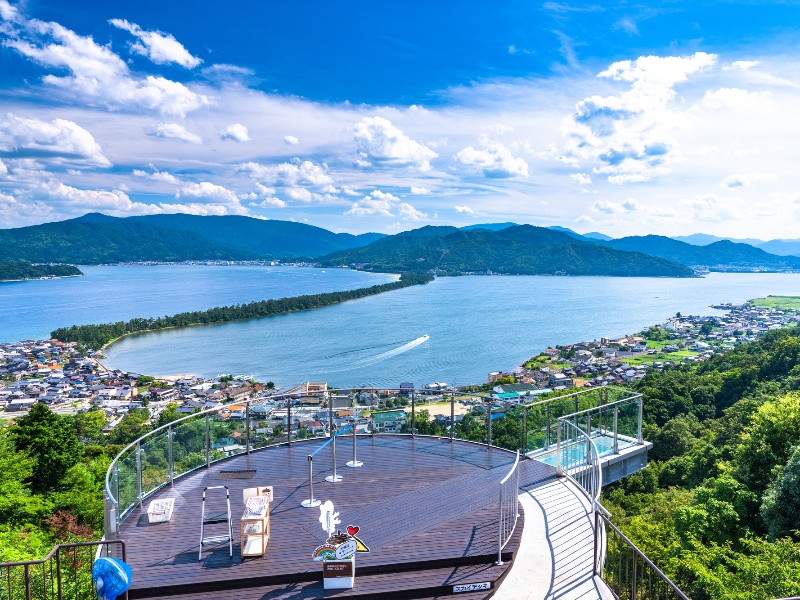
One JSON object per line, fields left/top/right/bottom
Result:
{"left": 51, "top": 271, "right": 432, "bottom": 349}
{"left": 318, "top": 226, "right": 696, "bottom": 278}
{"left": 0, "top": 261, "right": 83, "bottom": 282}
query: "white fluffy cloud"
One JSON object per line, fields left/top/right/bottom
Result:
{"left": 149, "top": 123, "right": 202, "bottom": 144}
{"left": 3, "top": 14, "right": 209, "bottom": 116}
{"left": 284, "top": 135, "right": 299, "bottom": 145}
{"left": 410, "top": 186, "right": 431, "bottom": 195}
{"left": 132, "top": 167, "right": 178, "bottom": 184}
{"left": 680, "top": 193, "right": 741, "bottom": 222}
{"left": 455, "top": 136, "right": 529, "bottom": 178}
{"left": 344, "top": 190, "right": 426, "bottom": 220}
{"left": 592, "top": 198, "right": 639, "bottom": 214}
{"left": 700, "top": 88, "right": 772, "bottom": 112}
{"left": 721, "top": 172, "right": 778, "bottom": 189}
{"left": 0, "top": 113, "right": 110, "bottom": 167}
{"left": 41, "top": 179, "right": 156, "bottom": 214}
{"left": 569, "top": 172, "right": 592, "bottom": 185}
{"left": 238, "top": 160, "right": 332, "bottom": 186}
{"left": 454, "top": 205, "right": 474, "bottom": 214}
{"left": 109, "top": 19, "right": 201, "bottom": 68}
{"left": 353, "top": 116, "right": 437, "bottom": 171}
{"left": 177, "top": 181, "right": 238, "bottom": 203}
{"left": 398, "top": 202, "right": 428, "bottom": 221}
{"left": 219, "top": 123, "right": 250, "bottom": 142}
{"left": 565, "top": 52, "right": 717, "bottom": 184}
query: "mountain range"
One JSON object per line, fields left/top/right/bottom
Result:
{"left": 1, "top": 214, "right": 798, "bottom": 276}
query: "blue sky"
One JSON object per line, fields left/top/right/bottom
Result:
{"left": 1, "top": 0, "right": 800, "bottom": 238}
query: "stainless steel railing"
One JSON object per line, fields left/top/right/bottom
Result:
{"left": 496, "top": 450, "right": 520, "bottom": 565}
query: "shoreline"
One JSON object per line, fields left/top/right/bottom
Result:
{"left": 0, "top": 273, "right": 83, "bottom": 284}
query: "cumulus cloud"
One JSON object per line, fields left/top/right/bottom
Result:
{"left": 132, "top": 167, "right": 178, "bottom": 184}
{"left": 237, "top": 159, "right": 332, "bottom": 186}
{"left": 680, "top": 193, "right": 740, "bottom": 222}
{"left": 286, "top": 187, "right": 313, "bottom": 202}
{"left": 721, "top": 172, "right": 778, "bottom": 189}
{"left": 0, "top": 159, "right": 6, "bottom": 175}
{"left": 565, "top": 52, "right": 717, "bottom": 183}
{"left": 592, "top": 198, "right": 639, "bottom": 214}
{"left": 700, "top": 88, "right": 772, "bottom": 111}
{"left": 353, "top": 116, "right": 437, "bottom": 171}
{"left": 0, "top": 113, "right": 110, "bottom": 167}
{"left": 410, "top": 186, "right": 431, "bottom": 195}
{"left": 723, "top": 60, "right": 760, "bottom": 71}
{"left": 398, "top": 202, "right": 428, "bottom": 221}
{"left": 284, "top": 135, "right": 299, "bottom": 145}
{"left": 455, "top": 135, "right": 529, "bottom": 178}
{"left": 219, "top": 123, "right": 250, "bottom": 142}
{"left": 177, "top": 181, "right": 239, "bottom": 203}
{"left": 454, "top": 205, "right": 474, "bottom": 214}
{"left": 148, "top": 123, "right": 202, "bottom": 144}
{"left": 41, "top": 179, "right": 156, "bottom": 214}
{"left": 109, "top": 19, "right": 201, "bottom": 68}
{"left": 3, "top": 13, "right": 209, "bottom": 116}
{"left": 569, "top": 172, "right": 592, "bottom": 185}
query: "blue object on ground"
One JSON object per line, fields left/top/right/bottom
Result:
{"left": 92, "top": 557, "right": 133, "bottom": 600}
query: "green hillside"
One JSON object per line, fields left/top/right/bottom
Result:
{"left": 604, "top": 235, "right": 800, "bottom": 270}
{"left": 0, "top": 261, "right": 83, "bottom": 281}
{"left": 319, "top": 226, "right": 694, "bottom": 277}
{"left": 0, "top": 218, "right": 255, "bottom": 264}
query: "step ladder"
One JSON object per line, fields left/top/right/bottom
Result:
{"left": 199, "top": 485, "right": 233, "bottom": 560}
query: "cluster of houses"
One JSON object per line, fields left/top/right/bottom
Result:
{"left": 486, "top": 301, "right": 800, "bottom": 396}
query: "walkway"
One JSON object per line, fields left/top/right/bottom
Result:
{"left": 493, "top": 477, "right": 614, "bottom": 600}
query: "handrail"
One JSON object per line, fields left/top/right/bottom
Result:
{"left": 596, "top": 512, "right": 689, "bottom": 600}
{"left": 497, "top": 450, "right": 520, "bottom": 565}
{"left": 308, "top": 425, "right": 352, "bottom": 457}
{"left": 0, "top": 540, "right": 127, "bottom": 600}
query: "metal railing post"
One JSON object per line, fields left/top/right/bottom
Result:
{"left": 168, "top": 425, "right": 174, "bottom": 486}
{"left": 55, "top": 549, "right": 62, "bottom": 600}
{"left": 496, "top": 483, "right": 504, "bottom": 565}
{"left": 545, "top": 404, "right": 551, "bottom": 450}
{"left": 411, "top": 392, "right": 416, "bottom": 437}
{"left": 613, "top": 406, "right": 619, "bottom": 454}
{"left": 347, "top": 419, "right": 362, "bottom": 467}
{"left": 522, "top": 405, "right": 527, "bottom": 455}
{"left": 637, "top": 396, "right": 644, "bottom": 444}
{"left": 328, "top": 399, "right": 334, "bottom": 438}
{"left": 24, "top": 563, "right": 31, "bottom": 600}
{"left": 287, "top": 399, "right": 292, "bottom": 446}
{"left": 245, "top": 404, "right": 250, "bottom": 455}
{"left": 593, "top": 510, "right": 599, "bottom": 576}
{"left": 632, "top": 550, "right": 638, "bottom": 599}
{"left": 135, "top": 442, "right": 143, "bottom": 506}
{"left": 326, "top": 429, "right": 343, "bottom": 482}
{"left": 587, "top": 413, "right": 593, "bottom": 465}
{"left": 205, "top": 414, "right": 210, "bottom": 468}
{"left": 556, "top": 420, "right": 563, "bottom": 477}
{"left": 487, "top": 402, "right": 492, "bottom": 448}
{"left": 450, "top": 389, "right": 455, "bottom": 441}
{"left": 301, "top": 456, "right": 321, "bottom": 507}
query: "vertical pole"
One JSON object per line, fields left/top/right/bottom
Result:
{"left": 287, "top": 399, "right": 292, "bottom": 446}
{"left": 24, "top": 564, "right": 31, "bottom": 600}
{"left": 556, "top": 421, "right": 563, "bottom": 477}
{"left": 637, "top": 396, "right": 644, "bottom": 444}
{"left": 411, "top": 391, "right": 416, "bottom": 437}
{"left": 522, "top": 405, "right": 527, "bottom": 455}
{"left": 136, "top": 442, "right": 143, "bottom": 506}
{"left": 450, "top": 387, "right": 455, "bottom": 442}
{"left": 496, "top": 484, "right": 503, "bottom": 565}
{"left": 325, "top": 429, "right": 343, "bottom": 482}
{"left": 205, "top": 414, "right": 210, "bottom": 468}
{"left": 545, "top": 404, "right": 551, "bottom": 450}
{"left": 632, "top": 550, "right": 638, "bottom": 599}
{"left": 586, "top": 413, "right": 592, "bottom": 466}
{"left": 487, "top": 401, "right": 492, "bottom": 448}
{"left": 593, "top": 511, "right": 599, "bottom": 576}
{"left": 56, "top": 549, "right": 62, "bottom": 600}
{"left": 301, "top": 456, "right": 321, "bottom": 507}
{"left": 328, "top": 397, "right": 334, "bottom": 439}
{"left": 245, "top": 404, "right": 250, "bottom": 455}
{"left": 168, "top": 424, "right": 174, "bottom": 486}
{"left": 613, "top": 406, "right": 619, "bottom": 454}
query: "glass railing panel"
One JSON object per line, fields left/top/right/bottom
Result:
{"left": 616, "top": 398, "right": 640, "bottom": 452}
{"left": 209, "top": 410, "right": 246, "bottom": 463}
{"left": 171, "top": 417, "right": 207, "bottom": 478}
{"left": 116, "top": 451, "right": 138, "bottom": 518}
{"left": 140, "top": 431, "right": 169, "bottom": 497}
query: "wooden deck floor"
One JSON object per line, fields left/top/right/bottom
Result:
{"left": 117, "top": 435, "right": 556, "bottom": 599}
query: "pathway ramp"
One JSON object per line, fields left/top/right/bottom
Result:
{"left": 493, "top": 477, "right": 614, "bottom": 600}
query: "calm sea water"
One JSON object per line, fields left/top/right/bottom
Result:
{"left": 93, "top": 271, "right": 800, "bottom": 388}
{"left": 0, "top": 265, "right": 395, "bottom": 343}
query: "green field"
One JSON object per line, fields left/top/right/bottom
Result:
{"left": 750, "top": 296, "right": 800, "bottom": 310}
{"left": 523, "top": 355, "right": 571, "bottom": 370}
{"left": 619, "top": 350, "right": 699, "bottom": 366}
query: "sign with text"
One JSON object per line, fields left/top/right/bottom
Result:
{"left": 322, "top": 560, "right": 354, "bottom": 578}
{"left": 335, "top": 540, "right": 357, "bottom": 560}
{"left": 453, "top": 582, "right": 491, "bottom": 593}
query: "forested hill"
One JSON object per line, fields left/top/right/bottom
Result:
{"left": 0, "top": 218, "right": 256, "bottom": 264}
{"left": 607, "top": 326, "right": 800, "bottom": 598}
{"left": 602, "top": 235, "right": 800, "bottom": 270}
{"left": 51, "top": 271, "right": 433, "bottom": 348}
{"left": 318, "top": 225, "right": 695, "bottom": 277}
{"left": 0, "top": 261, "right": 83, "bottom": 281}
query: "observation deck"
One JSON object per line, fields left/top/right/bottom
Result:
{"left": 94, "top": 386, "right": 682, "bottom": 600}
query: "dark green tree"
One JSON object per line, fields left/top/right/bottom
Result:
{"left": 761, "top": 445, "right": 800, "bottom": 540}
{"left": 12, "top": 404, "right": 83, "bottom": 494}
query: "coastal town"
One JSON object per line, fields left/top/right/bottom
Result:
{"left": 1, "top": 299, "right": 798, "bottom": 443}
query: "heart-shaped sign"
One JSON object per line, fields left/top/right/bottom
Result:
{"left": 347, "top": 525, "right": 359, "bottom": 536}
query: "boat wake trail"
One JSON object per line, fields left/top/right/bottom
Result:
{"left": 350, "top": 334, "right": 430, "bottom": 367}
